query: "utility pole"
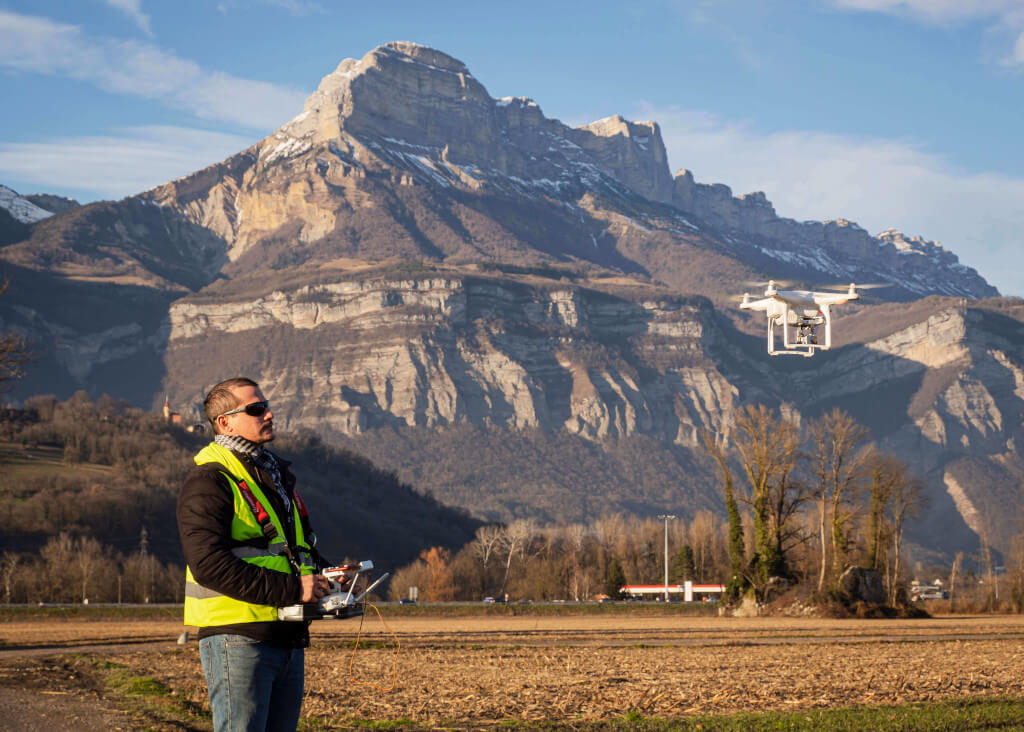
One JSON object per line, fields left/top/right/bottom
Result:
{"left": 657, "top": 514, "right": 676, "bottom": 602}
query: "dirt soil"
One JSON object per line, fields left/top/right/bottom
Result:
{"left": 3, "top": 613, "right": 1024, "bottom": 729}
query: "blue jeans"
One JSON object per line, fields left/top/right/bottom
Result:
{"left": 199, "top": 634, "right": 305, "bottom": 732}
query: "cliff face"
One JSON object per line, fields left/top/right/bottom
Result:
{"left": 790, "top": 300, "right": 1024, "bottom": 559}
{"left": 165, "top": 273, "right": 738, "bottom": 446}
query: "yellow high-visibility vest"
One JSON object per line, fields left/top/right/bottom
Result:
{"left": 184, "top": 443, "right": 315, "bottom": 627}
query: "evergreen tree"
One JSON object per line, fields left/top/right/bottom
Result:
{"left": 605, "top": 557, "right": 627, "bottom": 599}
{"left": 671, "top": 544, "right": 696, "bottom": 583}
{"left": 702, "top": 431, "right": 748, "bottom": 601}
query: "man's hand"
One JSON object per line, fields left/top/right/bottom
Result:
{"left": 300, "top": 573, "right": 331, "bottom": 603}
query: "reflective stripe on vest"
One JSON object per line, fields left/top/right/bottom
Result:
{"left": 231, "top": 545, "right": 284, "bottom": 559}
{"left": 183, "top": 442, "right": 315, "bottom": 627}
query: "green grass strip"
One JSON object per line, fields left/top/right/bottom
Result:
{"left": 81, "top": 655, "right": 211, "bottom": 729}
{"left": 329, "top": 697, "right": 1024, "bottom": 731}
{"left": 591, "top": 697, "right": 1024, "bottom": 731}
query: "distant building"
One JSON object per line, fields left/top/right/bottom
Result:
{"left": 163, "top": 394, "right": 206, "bottom": 432}
{"left": 621, "top": 582, "right": 725, "bottom": 601}
{"left": 163, "top": 395, "right": 182, "bottom": 425}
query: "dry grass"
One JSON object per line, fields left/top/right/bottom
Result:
{"left": 5, "top": 612, "right": 1024, "bottom": 728}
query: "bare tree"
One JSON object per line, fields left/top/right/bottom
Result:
{"left": 387, "top": 556, "right": 428, "bottom": 602}
{"left": 564, "top": 523, "right": 589, "bottom": 601}
{"left": 469, "top": 525, "right": 503, "bottom": 595}
{"left": 980, "top": 529, "right": 997, "bottom": 612}
{"left": 1007, "top": 535, "right": 1024, "bottom": 613}
{"left": 808, "top": 409, "right": 869, "bottom": 593}
{"left": 689, "top": 509, "right": 717, "bottom": 581}
{"left": 72, "top": 536, "right": 105, "bottom": 603}
{"left": 949, "top": 551, "right": 964, "bottom": 612}
{"left": 0, "top": 551, "right": 18, "bottom": 604}
{"left": 41, "top": 532, "right": 76, "bottom": 602}
{"left": 884, "top": 464, "right": 926, "bottom": 605}
{"left": 592, "top": 514, "right": 626, "bottom": 581}
{"left": 733, "top": 404, "right": 805, "bottom": 587}
{"left": 498, "top": 519, "right": 536, "bottom": 596}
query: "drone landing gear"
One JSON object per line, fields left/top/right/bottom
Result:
{"left": 766, "top": 311, "right": 830, "bottom": 357}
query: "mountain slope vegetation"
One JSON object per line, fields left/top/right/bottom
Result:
{"left": 0, "top": 393, "right": 480, "bottom": 570}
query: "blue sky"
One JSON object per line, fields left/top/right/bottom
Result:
{"left": 1, "top": 0, "right": 1022, "bottom": 295}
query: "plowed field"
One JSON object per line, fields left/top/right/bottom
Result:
{"left": 4, "top": 611, "right": 1024, "bottom": 729}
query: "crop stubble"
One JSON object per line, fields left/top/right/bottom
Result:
{"left": 5, "top": 614, "right": 1024, "bottom": 726}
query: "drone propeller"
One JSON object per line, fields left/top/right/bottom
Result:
{"left": 741, "top": 279, "right": 798, "bottom": 289}
{"left": 819, "top": 282, "right": 890, "bottom": 291}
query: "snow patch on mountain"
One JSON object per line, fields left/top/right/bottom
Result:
{"left": 0, "top": 185, "right": 52, "bottom": 224}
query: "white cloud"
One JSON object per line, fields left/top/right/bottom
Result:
{"left": 0, "top": 9, "right": 307, "bottom": 129}
{"left": 831, "top": 0, "right": 1024, "bottom": 22}
{"left": 259, "top": 0, "right": 324, "bottom": 14}
{"left": 0, "top": 126, "right": 256, "bottom": 200}
{"left": 104, "top": 0, "right": 153, "bottom": 36}
{"left": 215, "top": 0, "right": 324, "bottom": 15}
{"left": 829, "top": 0, "right": 1024, "bottom": 67}
{"left": 640, "top": 103, "right": 1024, "bottom": 296}
{"left": 1014, "top": 28, "right": 1024, "bottom": 61}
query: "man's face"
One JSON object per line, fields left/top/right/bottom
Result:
{"left": 217, "top": 384, "right": 275, "bottom": 444}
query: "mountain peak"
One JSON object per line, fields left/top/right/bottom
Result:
{"left": 266, "top": 41, "right": 673, "bottom": 207}
{"left": 381, "top": 41, "right": 471, "bottom": 74}
{"left": 139, "top": 41, "right": 997, "bottom": 299}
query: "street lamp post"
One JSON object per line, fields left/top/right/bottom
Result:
{"left": 657, "top": 514, "right": 676, "bottom": 602}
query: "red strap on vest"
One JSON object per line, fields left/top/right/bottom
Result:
{"left": 234, "top": 475, "right": 304, "bottom": 572}
{"left": 237, "top": 479, "right": 272, "bottom": 527}
{"left": 293, "top": 489, "right": 309, "bottom": 518}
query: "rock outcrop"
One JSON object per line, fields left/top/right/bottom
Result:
{"left": 165, "top": 272, "right": 738, "bottom": 447}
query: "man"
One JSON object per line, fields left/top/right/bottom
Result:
{"left": 178, "top": 377, "right": 332, "bottom": 732}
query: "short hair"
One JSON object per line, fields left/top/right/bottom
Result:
{"left": 204, "top": 377, "right": 259, "bottom": 433}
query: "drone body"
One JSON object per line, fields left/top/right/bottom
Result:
{"left": 740, "top": 281, "right": 861, "bottom": 357}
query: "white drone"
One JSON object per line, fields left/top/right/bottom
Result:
{"left": 739, "top": 281, "right": 866, "bottom": 357}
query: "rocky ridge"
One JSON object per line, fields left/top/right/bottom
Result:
{"left": 125, "top": 41, "right": 992, "bottom": 300}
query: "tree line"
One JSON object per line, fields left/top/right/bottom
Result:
{"left": 3, "top": 390, "right": 1018, "bottom": 611}
{"left": 385, "top": 406, "right": 1003, "bottom": 610}
{"left": 1, "top": 530, "right": 182, "bottom": 604}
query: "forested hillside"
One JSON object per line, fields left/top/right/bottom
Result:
{"left": 337, "top": 424, "right": 720, "bottom": 523}
{"left": 0, "top": 393, "right": 481, "bottom": 603}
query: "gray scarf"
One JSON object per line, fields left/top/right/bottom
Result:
{"left": 214, "top": 434, "right": 292, "bottom": 517}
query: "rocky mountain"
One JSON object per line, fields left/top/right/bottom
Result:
{"left": 0, "top": 41, "right": 1017, "bottom": 568}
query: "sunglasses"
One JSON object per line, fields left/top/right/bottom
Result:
{"left": 220, "top": 400, "right": 270, "bottom": 418}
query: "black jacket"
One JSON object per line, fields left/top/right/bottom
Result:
{"left": 177, "top": 449, "right": 325, "bottom": 647}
